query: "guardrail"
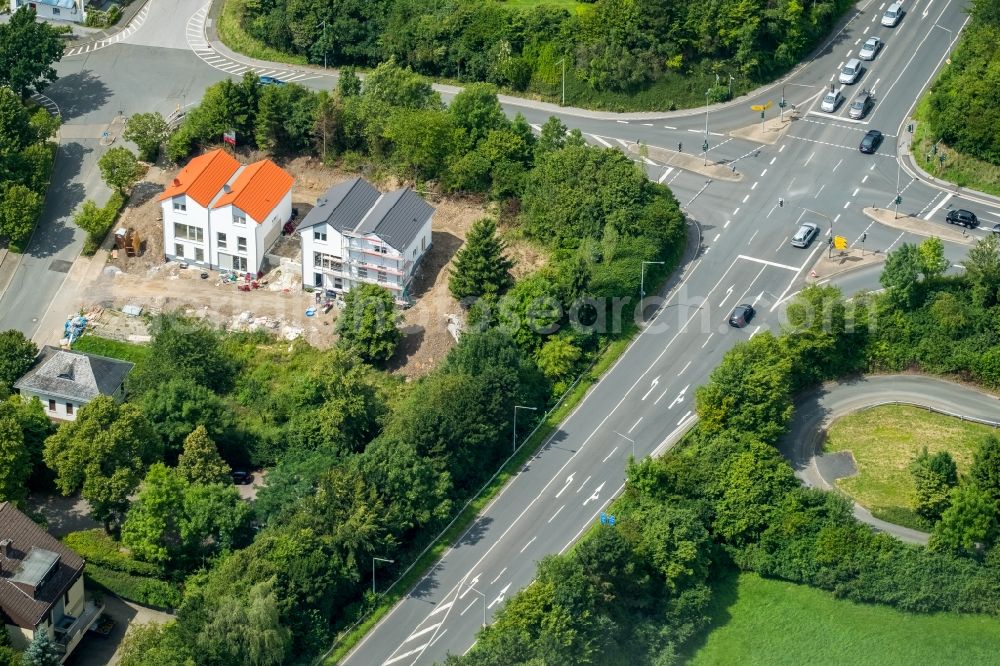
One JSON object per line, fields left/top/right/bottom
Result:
{"left": 853, "top": 400, "right": 1000, "bottom": 429}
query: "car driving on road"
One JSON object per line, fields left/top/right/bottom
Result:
{"left": 821, "top": 88, "right": 843, "bottom": 112}
{"left": 729, "top": 304, "right": 755, "bottom": 328}
{"left": 945, "top": 209, "right": 979, "bottom": 228}
{"left": 849, "top": 90, "right": 872, "bottom": 119}
{"left": 859, "top": 36, "right": 882, "bottom": 60}
{"left": 839, "top": 58, "right": 863, "bottom": 85}
{"left": 791, "top": 222, "right": 820, "bottom": 248}
{"left": 859, "top": 129, "right": 883, "bottom": 153}
{"left": 882, "top": 2, "right": 903, "bottom": 26}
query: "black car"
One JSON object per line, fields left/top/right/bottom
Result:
{"left": 232, "top": 469, "right": 254, "bottom": 485}
{"left": 992, "top": 223, "right": 1000, "bottom": 235}
{"left": 945, "top": 209, "right": 978, "bottom": 228}
{"left": 729, "top": 304, "right": 755, "bottom": 328}
{"left": 859, "top": 129, "right": 883, "bottom": 154}
{"left": 259, "top": 76, "right": 285, "bottom": 86}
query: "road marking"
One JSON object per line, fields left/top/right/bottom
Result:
{"left": 460, "top": 600, "right": 477, "bottom": 616}
{"left": 657, "top": 167, "right": 674, "bottom": 183}
{"left": 864, "top": 24, "right": 870, "bottom": 34}
{"left": 805, "top": 151, "right": 815, "bottom": 166}
{"left": 771, "top": 243, "right": 823, "bottom": 312}
{"left": 837, "top": 61, "right": 844, "bottom": 70}
{"left": 518, "top": 538, "right": 535, "bottom": 554}
{"left": 732, "top": 207, "right": 740, "bottom": 216}
{"left": 832, "top": 158, "right": 844, "bottom": 173}
{"left": 576, "top": 475, "right": 591, "bottom": 493}
{"left": 775, "top": 236, "right": 788, "bottom": 252}
{"left": 668, "top": 385, "right": 689, "bottom": 409}
{"left": 844, "top": 201, "right": 851, "bottom": 208}
{"left": 834, "top": 213, "right": 841, "bottom": 223}
{"left": 663, "top": 125, "right": 676, "bottom": 129}
{"left": 588, "top": 134, "right": 612, "bottom": 148}
{"left": 643, "top": 123, "right": 653, "bottom": 126}
{"left": 713, "top": 233, "right": 721, "bottom": 242}
{"left": 923, "top": 0, "right": 935, "bottom": 18}
{"left": 458, "top": 577, "right": 481, "bottom": 600}
{"left": 555, "top": 473, "right": 575, "bottom": 498}
{"left": 761, "top": 169, "right": 768, "bottom": 177}
{"left": 852, "top": 187, "right": 860, "bottom": 197}
{"left": 855, "top": 38, "right": 861, "bottom": 45}
{"left": 641, "top": 376, "right": 660, "bottom": 400}
{"left": 490, "top": 569, "right": 507, "bottom": 585}
{"left": 749, "top": 325, "right": 762, "bottom": 339}
{"left": 701, "top": 333, "right": 714, "bottom": 349}
{"left": 654, "top": 388, "right": 669, "bottom": 405}
{"left": 718, "top": 285, "right": 734, "bottom": 308}
{"left": 679, "top": 360, "right": 692, "bottom": 375}
{"left": 677, "top": 410, "right": 692, "bottom": 426}
{"left": 923, "top": 192, "right": 953, "bottom": 220}
{"left": 383, "top": 645, "right": 428, "bottom": 665}
{"left": 748, "top": 229, "right": 759, "bottom": 244}
{"left": 407, "top": 623, "right": 443, "bottom": 643}
{"left": 870, "top": 77, "right": 881, "bottom": 94}
{"left": 601, "top": 447, "right": 618, "bottom": 463}
{"left": 779, "top": 145, "right": 786, "bottom": 152}
{"left": 815, "top": 184, "right": 826, "bottom": 198}
{"left": 737, "top": 254, "right": 799, "bottom": 271}
{"left": 616, "top": 138, "right": 630, "bottom": 148}
{"left": 428, "top": 601, "right": 454, "bottom": 617}
{"left": 548, "top": 505, "right": 565, "bottom": 524}
{"left": 770, "top": 157, "right": 777, "bottom": 166}
{"left": 862, "top": 174, "right": 869, "bottom": 183}
{"left": 617, "top": 120, "right": 628, "bottom": 124}
{"left": 751, "top": 181, "right": 758, "bottom": 190}
{"left": 488, "top": 584, "right": 512, "bottom": 609}
{"left": 628, "top": 416, "right": 643, "bottom": 433}
{"left": 886, "top": 231, "right": 905, "bottom": 252}
{"left": 724, "top": 219, "right": 731, "bottom": 229}
{"left": 742, "top": 194, "right": 750, "bottom": 203}
{"left": 583, "top": 482, "right": 605, "bottom": 507}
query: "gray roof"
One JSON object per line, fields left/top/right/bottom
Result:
{"left": 13, "top": 346, "right": 133, "bottom": 403}
{"left": 354, "top": 188, "right": 434, "bottom": 252}
{"left": 297, "top": 177, "right": 381, "bottom": 233}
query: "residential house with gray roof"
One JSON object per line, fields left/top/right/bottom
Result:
{"left": 298, "top": 177, "right": 434, "bottom": 304}
{"left": 0, "top": 502, "right": 102, "bottom": 660}
{"left": 13, "top": 346, "right": 133, "bottom": 421}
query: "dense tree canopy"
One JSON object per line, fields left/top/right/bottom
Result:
{"left": 0, "top": 329, "right": 36, "bottom": 395}
{"left": 0, "top": 7, "right": 64, "bottom": 99}
{"left": 336, "top": 283, "right": 401, "bottom": 363}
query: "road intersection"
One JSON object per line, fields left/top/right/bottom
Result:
{"left": 1, "top": 0, "right": 998, "bottom": 663}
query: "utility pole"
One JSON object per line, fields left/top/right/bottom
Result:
{"left": 801, "top": 206, "right": 835, "bottom": 259}
{"left": 556, "top": 58, "right": 566, "bottom": 106}
{"left": 513, "top": 405, "right": 537, "bottom": 454}
{"left": 372, "top": 557, "right": 394, "bottom": 596}
{"left": 319, "top": 20, "right": 329, "bottom": 69}
{"left": 615, "top": 431, "right": 636, "bottom": 460}
{"left": 468, "top": 586, "right": 487, "bottom": 627}
{"left": 703, "top": 89, "right": 710, "bottom": 166}
{"left": 640, "top": 260, "right": 665, "bottom": 302}
{"left": 893, "top": 158, "right": 901, "bottom": 219}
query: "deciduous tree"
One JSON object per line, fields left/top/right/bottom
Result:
{"left": 971, "top": 434, "right": 1000, "bottom": 504}
{"left": 448, "top": 83, "right": 508, "bottom": 147}
{"left": 911, "top": 447, "right": 958, "bottom": 523}
{"left": 0, "top": 7, "right": 64, "bottom": 99}
{"left": 964, "top": 233, "right": 1000, "bottom": 307}
{"left": 177, "top": 425, "right": 231, "bottom": 485}
{"left": 140, "top": 377, "right": 233, "bottom": 460}
{"left": 98, "top": 146, "right": 143, "bottom": 193}
{"left": 336, "top": 284, "right": 400, "bottom": 363}
{"left": 880, "top": 243, "right": 923, "bottom": 308}
{"left": 123, "top": 112, "right": 169, "bottom": 162}
{"left": 0, "top": 183, "right": 42, "bottom": 245}
{"left": 0, "top": 416, "right": 29, "bottom": 505}
{"left": 930, "top": 484, "right": 998, "bottom": 557}
{"left": 0, "top": 329, "right": 36, "bottom": 394}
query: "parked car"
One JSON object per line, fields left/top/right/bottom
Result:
{"left": 729, "top": 304, "right": 755, "bottom": 328}
{"left": 992, "top": 223, "right": 1000, "bottom": 235}
{"left": 882, "top": 2, "right": 903, "bottom": 26}
{"left": 232, "top": 469, "right": 254, "bottom": 485}
{"left": 839, "top": 58, "right": 863, "bottom": 85}
{"left": 859, "top": 36, "right": 882, "bottom": 60}
{"left": 259, "top": 76, "right": 285, "bottom": 86}
{"left": 859, "top": 129, "right": 883, "bottom": 153}
{"left": 945, "top": 209, "right": 979, "bottom": 228}
{"left": 791, "top": 222, "right": 820, "bottom": 248}
{"left": 849, "top": 90, "right": 872, "bottom": 119}
{"left": 821, "top": 88, "right": 843, "bottom": 113}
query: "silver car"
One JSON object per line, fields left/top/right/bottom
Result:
{"left": 849, "top": 90, "right": 872, "bottom": 119}
{"left": 859, "top": 36, "right": 882, "bottom": 60}
{"left": 791, "top": 223, "right": 820, "bottom": 248}
{"left": 882, "top": 2, "right": 903, "bottom": 26}
{"left": 820, "top": 88, "right": 843, "bottom": 112}
{"left": 839, "top": 58, "right": 863, "bottom": 85}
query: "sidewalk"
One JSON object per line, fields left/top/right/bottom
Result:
{"left": 62, "top": 0, "right": 151, "bottom": 47}
{"left": 32, "top": 246, "right": 110, "bottom": 348}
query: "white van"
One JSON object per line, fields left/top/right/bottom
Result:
{"left": 882, "top": 2, "right": 903, "bottom": 27}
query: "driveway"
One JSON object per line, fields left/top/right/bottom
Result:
{"left": 65, "top": 594, "right": 174, "bottom": 666}
{"left": 27, "top": 492, "right": 100, "bottom": 538}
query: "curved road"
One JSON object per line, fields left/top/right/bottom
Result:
{"left": 781, "top": 374, "right": 1000, "bottom": 544}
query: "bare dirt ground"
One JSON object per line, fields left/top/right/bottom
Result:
{"left": 95, "top": 153, "right": 494, "bottom": 375}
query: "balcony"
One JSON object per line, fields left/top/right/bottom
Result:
{"left": 54, "top": 599, "right": 104, "bottom": 657}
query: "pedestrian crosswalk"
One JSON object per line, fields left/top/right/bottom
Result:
{"left": 185, "top": 4, "right": 324, "bottom": 84}
{"left": 30, "top": 93, "right": 60, "bottom": 117}
{"left": 63, "top": 3, "right": 150, "bottom": 57}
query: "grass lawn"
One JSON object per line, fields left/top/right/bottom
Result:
{"left": 495, "top": 0, "right": 584, "bottom": 10}
{"left": 911, "top": 96, "right": 1000, "bottom": 197}
{"left": 824, "top": 404, "right": 992, "bottom": 530}
{"left": 686, "top": 572, "right": 1000, "bottom": 665}
{"left": 72, "top": 334, "right": 151, "bottom": 365}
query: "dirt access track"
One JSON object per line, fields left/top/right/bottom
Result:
{"left": 80, "top": 154, "right": 495, "bottom": 376}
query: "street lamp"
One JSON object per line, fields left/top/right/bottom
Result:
{"left": 467, "top": 586, "right": 487, "bottom": 627}
{"left": 372, "top": 557, "right": 394, "bottom": 595}
{"left": 513, "top": 405, "right": 538, "bottom": 454}
{"left": 800, "top": 206, "right": 835, "bottom": 258}
{"left": 640, "top": 260, "right": 665, "bottom": 303}
{"left": 704, "top": 89, "right": 711, "bottom": 166}
{"left": 319, "top": 20, "right": 328, "bottom": 69}
{"left": 614, "top": 431, "right": 636, "bottom": 460}
{"left": 556, "top": 58, "right": 566, "bottom": 106}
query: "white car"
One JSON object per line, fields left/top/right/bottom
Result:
{"left": 882, "top": 2, "right": 903, "bottom": 27}
{"left": 859, "top": 36, "right": 882, "bottom": 60}
{"left": 821, "top": 88, "right": 843, "bottom": 113}
{"left": 839, "top": 58, "right": 863, "bottom": 85}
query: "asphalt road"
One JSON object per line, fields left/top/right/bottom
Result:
{"left": 0, "top": 0, "right": 998, "bottom": 663}
{"left": 781, "top": 374, "right": 1000, "bottom": 544}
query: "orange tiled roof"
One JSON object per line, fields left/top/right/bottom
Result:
{"left": 212, "top": 159, "right": 293, "bottom": 223}
{"left": 159, "top": 149, "right": 241, "bottom": 208}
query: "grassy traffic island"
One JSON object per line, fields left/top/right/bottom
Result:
{"left": 823, "top": 404, "right": 993, "bottom": 530}
{"left": 685, "top": 572, "right": 1000, "bottom": 665}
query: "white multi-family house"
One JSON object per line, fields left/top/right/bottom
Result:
{"left": 299, "top": 177, "right": 434, "bottom": 304}
{"left": 9, "top": 0, "right": 86, "bottom": 23}
{"left": 159, "top": 149, "right": 294, "bottom": 275}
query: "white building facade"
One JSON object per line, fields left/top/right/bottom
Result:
{"left": 299, "top": 178, "right": 433, "bottom": 304}
{"left": 160, "top": 150, "right": 293, "bottom": 276}
{"left": 10, "top": 0, "right": 86, "bottom": 23}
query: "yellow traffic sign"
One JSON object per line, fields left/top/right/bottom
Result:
{"left": 751, "top": 101, "right": 774, "bottom": 111}
{"left": 833, "top": 235, "right": 848, "bottom": 250}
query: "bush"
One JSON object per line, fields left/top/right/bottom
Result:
{"left": 63, "top": 529, "right": 164, "bottom": 578}
{"left": 73, "top": 192, "right": 125, "bottom": 255}
{"left": 85, "top": 564, "right": 182, "bottom": 609}
{"left": 84, "top": 5, "right": 122, "bottom": 28}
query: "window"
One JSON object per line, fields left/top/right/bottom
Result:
{"left": 313, "top": 252, "right": 342, "bottom": 272}
{"left": 375, "top": 245, "right": 387, "bottom": 254}
{"left": 175, "top": 243, "right": 184, "bottom": 258}
{"left": 232, "top": 255, "right": 247, "bottom": 272}
{"left": 233, "top": 211, "right": 247, "bottom": 225}
{"left": 314, "top": 229, "right": 327, "bottom": 242}
{"left": 217, "top": 232, "right": 227, "bottom": 249}
{"left": 48, "top": 399, "right": 55, "bottom": 411}
{"left": 315, "top": 273, "right": 324, "bottom": 288}
{"left": 173, "top": 199, "right": 186, "bottom": 212}
{"left": 421, "top": 236, "right": 426, "bottom": 251}
{"left": 66, "top": 403, "right": 73, "bottom": 416}
{"left": 64, "top": 591, "right": 70, "bottom": 605}
{"left": 412, "top": 249, "right": 417, "bottom": 258}
{"left": 358, "top": 267, "right": 368, "bottom": 279}
{"left": 173, "top": 223, "right": 203, "bottom": 243}
{"left": 333, "top": 278, "right": 343, "bottom": 289}
{"left": 237, "top": 236, "right": 247, "bottom": 252}
{"left": 377, "top": 271, "right": 387, "bottom": 283}
{"left": 194, "top": 247, "right": 204, "bottom": 262}
{"left": 52, "top": 7, "right": 60, "bottom": 15}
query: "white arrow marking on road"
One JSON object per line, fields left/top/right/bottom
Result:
{"left": 751, "top": 291, "right": 764, "bottom": 306}
{"left": 488, "top": 584, "right": 512, "bottom": 609}
{"left": 923, "top": 0, "right": 933, "bottom": 18}
{"left": 641, "top": 376, "right": 660, "bottom": 401}
{"left": 668, "top": 385, "right": 690, "bottom": 410}
{"left": 717, "top": 285, "right": 734, "bottom": 308}
{"left": 458, "top": 576, "right": 480, "bottom": 600}
{"left": 555, "top": 473, "right": 575, "bottom": 498}
{"left": 583, "top": 482, "right": 606, "bottom": 506}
